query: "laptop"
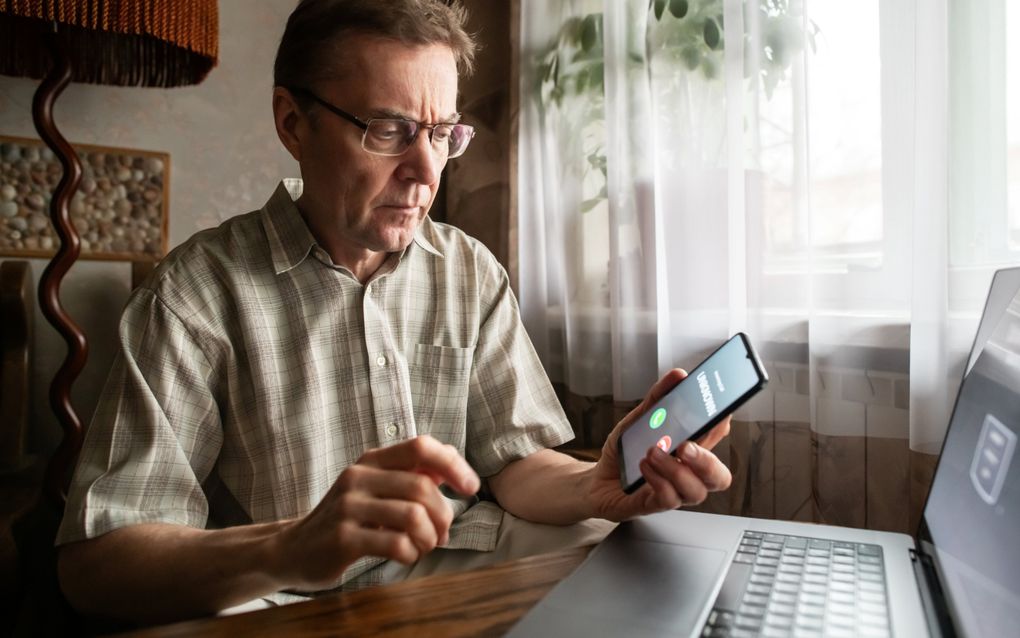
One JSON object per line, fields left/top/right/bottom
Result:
{"left": 509, "top": 267, "right": 1020, "bottom": 638}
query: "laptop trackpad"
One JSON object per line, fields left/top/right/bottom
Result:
{"left": 508, "top": 528, "right": 726, "bottom": 637}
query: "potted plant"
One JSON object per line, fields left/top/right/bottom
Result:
{"left": 533, "top": 0, "right": 818, "bottom": 207}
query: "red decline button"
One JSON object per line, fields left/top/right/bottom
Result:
{"left": 656, "top": 435, "right": 672, "bottom": 453}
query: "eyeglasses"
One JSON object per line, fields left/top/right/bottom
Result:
{"left": 286, "top": 86, "right": 475, "bottom": 159}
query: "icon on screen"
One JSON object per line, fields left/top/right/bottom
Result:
{"left": 650, "top": 408, "right": 667, "bottom": 429}
{"left": 656, "top": 435, "right": 672, "bottom": 453}
{"left": 970, "top": 413, "right": 1016, "bottom": 506}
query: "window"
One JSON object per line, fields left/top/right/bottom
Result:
{"left": 949, "top": 0, "right": 1020, "bottom": 268}
{"left": 762, "top": 2, "right": 883, "bottom": 269}
{"left": 1008, "top": 0, "right": 1020, "bottom": 249}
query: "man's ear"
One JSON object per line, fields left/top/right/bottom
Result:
{"left": 273, "top": 86, "right": 306, "bottom": 162}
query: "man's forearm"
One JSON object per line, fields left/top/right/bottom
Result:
{"left": 58, "top": 521, "right": 295, "bottom": 624}
{"left": 58, "top": 435, "right": 481, "bottom": 625}
{"left": 486, "top": 449, "right": 598, "bottom": 525}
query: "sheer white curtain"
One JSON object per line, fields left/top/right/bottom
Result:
{"left": 519, "top": 0, "right": 1019, "bottom": 453}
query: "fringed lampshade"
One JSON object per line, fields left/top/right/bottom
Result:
{"left": 0, "top": 0, "right": 219, "bottom": 506}
{"left": 0, "top": 0, "right": 217, "bottom": 86}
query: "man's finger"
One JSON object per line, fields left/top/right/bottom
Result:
{"left": 695, "top": 417, "right": 731, "bottom": 451}
{"left": 342, "top": 493, "right": 442, "bottom": 554}
{"left": 675, "top": 442, "right": 732, "bottom": 492}
{"left": 645, "top": 446, "right": 709, "bottom": 505}
{"left": 644, "top": 368, "right": 688, "bottom": 407}
{"left": 638, "top": 458, "right": 683, "bottom": 510}
{"left": 341, "top": 522, "right": 422, "bottom": 566}
{"left": 341, "top": 465, "right": 454, "bottom": 537}
{"left": 358, "top": 435, "right": 480, "bottom": 495}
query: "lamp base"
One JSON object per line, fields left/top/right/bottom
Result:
{"left": 30, "top": 25, "right": 88, "bottom": 508}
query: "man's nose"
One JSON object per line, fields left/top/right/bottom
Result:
{"left": 396, "top": 129, "right": 443, "bottom": 185}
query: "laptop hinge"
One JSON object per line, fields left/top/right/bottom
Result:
{"left": 910, "top": 548, "right": 957, "bottom": 638}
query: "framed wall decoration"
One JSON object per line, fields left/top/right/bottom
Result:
{"left": 0, "top": 134, "right": 169, "bottom": 261}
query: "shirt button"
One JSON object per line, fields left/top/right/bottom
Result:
{"left": 376, "top": 355, "right": 387, "bottom": 367}
{"left": 385, "top": 424, "right": 398, "bottom": 437}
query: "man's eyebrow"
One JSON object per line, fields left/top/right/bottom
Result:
{"left": 367, "top": 108, "right": 463, "bottom": 123}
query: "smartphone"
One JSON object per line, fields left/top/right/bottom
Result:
{"left": 618, "top": 332, "right": 768, "bottom": 493}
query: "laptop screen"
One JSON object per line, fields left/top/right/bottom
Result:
{"left": 921, "top": 278, "right": 1020, "bottom": 636}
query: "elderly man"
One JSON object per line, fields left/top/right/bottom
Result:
{"left": 55, "top": 0, "right": 731, "bottom": 624}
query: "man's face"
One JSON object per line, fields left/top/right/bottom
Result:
{"left": 297, "top": 35, "right": 459, "bottom": 256}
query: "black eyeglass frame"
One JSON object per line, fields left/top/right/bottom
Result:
{"left": 284, "top": 86, "right": 475, "bottom": 158}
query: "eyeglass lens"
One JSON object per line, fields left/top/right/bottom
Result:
{"left": 363, "top": 120, "right": 474, "bottom": 158}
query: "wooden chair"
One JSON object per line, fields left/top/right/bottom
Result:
{"left": 0, "top": 260, "right": 34, "bottom": 475}
{"left": 2, "top": 259, "right": 161, "bottom": 635}
{"left": 0, "top": 259, "right": 91, "bottom": 634}
{"left": 1, "top": 260, "right": 39, "bottom": 617}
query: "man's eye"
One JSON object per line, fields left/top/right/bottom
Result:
{"left": 371, "top": 122, "right": 408, "bottom": 140}
{"left": 432, "top": 126, "right": 453, "bottom": 143}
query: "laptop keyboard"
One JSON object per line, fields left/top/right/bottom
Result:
{"left": 700, "top": 530, "right": 891, "bottom": 638}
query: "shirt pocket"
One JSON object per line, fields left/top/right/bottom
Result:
{"left": 408, "top": 343, "right": 475, "bottom": 448}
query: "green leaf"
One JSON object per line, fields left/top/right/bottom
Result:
{"left": 653, "top": 0, "right": 667, "bottom": 21}
{"left": 591, "top": 62, "right": 604, "bottom": 87}
{"left": 668, "top": 0, "right": 689, "bottom": 19}
{"left": 703, "top": 19, "right": 721, "bottom": 50}
{"left": 561, "top": 16, "right": 584, "bottom": 46}
{"left": 580, "top": 196, "right": 605, "bottom": 213}
{"left": 581, "top": 14, "right": 600, "bottom": 51}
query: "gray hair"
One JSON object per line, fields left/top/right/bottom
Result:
{"left": 273, "top": 0, "right": 477, "bottom": 91}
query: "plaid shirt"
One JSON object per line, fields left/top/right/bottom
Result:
{"left": 57, "top": 179, "right": 573, "bottom": 594}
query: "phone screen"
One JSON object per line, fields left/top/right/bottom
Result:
{"left": 618, "top": 333, "right": 767, "bottom": 492}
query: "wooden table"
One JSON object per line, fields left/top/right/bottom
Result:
{"left": 117, "top": 545, "right": 593, "bottom": 637}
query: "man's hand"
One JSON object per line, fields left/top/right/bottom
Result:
{"left": 275, "top": 435, "right": 480, "bottom": 592}
{"left": 586, "top": 369, "right": 733, "bottom": 522}
{"left": 58, "top": 435, "right": 480, "bottom": 623}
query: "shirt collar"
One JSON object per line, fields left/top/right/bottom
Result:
{"left": 261, "top": 178, "right": 444, "bottom": 275}
{"left": 262, "top": 179, "right": 316, "bottom": 275}
{"left": 412, "top": 218, "right": 443, "bottom": 258}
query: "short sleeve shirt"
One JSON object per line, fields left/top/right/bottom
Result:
{"left": 56, "top": 179, "right": 573, "bottom": 591}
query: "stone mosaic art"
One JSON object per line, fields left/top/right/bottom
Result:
{"left": 0, "top": 135, "right": 168, "bottom": 261}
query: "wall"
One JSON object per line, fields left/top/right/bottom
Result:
{"left": 0, "top": 0, "right": 298, "bottom": 456}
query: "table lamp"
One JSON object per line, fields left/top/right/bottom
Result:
{"left": 0, "top": 0, "right": 218, "bottom": 506}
